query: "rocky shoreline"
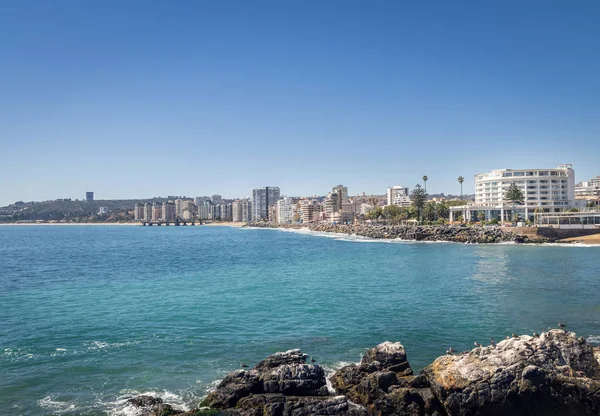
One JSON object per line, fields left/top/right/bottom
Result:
{"left": 244, "top": 223, "right": 550, "bottom": 244}
{"left": 128, "top": 330, "right": 600, "bottom": 415}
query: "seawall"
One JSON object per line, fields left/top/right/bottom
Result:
{"left": 245, "top": 223, "right": 550, "bottom": 244}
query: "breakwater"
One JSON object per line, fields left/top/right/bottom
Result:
{"left": 245, "top": 222, "right": 550, "bottom": 244}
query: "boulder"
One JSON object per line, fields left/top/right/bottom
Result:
{"left": 423, "top": 330, "right": 600, "bottom": 415}
{"left": 202, "top": 349, "right": 328, "bottom": 410}
{"left": 234, "top": 394, "right": 366, "bottom": 416}
{"left": 331, "top": 342, "right": 415, "bottom": 406}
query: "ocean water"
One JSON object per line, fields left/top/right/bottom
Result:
{"left": 1, "top": 225, "right": 599, "bottom": 415}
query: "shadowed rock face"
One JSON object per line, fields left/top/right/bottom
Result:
{"left": 201, "top": 348, "right": 362, "bottom": 415}
{"left": 130, "top": 331, "right": 600, "bottom": 416}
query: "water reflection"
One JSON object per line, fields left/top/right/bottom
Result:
{"left": 471, "top": 247, "right": 510, "bottom": 285}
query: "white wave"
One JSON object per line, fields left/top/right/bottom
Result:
{"left": 56, "top": 348, "right": 67, "bottom": 351}
{"left": 587, "top": 335, "right": 600, "bottom": 345}
{"left": 38, "top": 396, "right": 76, "bottom": 414}
{"left": 321, "top": 361, "right": 356, "bottom": 394}
{"left": 107, "top": 390, "right": 190, "bottom": 416}
{"left": 3, "top": 347, "right": 35, "bottom": 361}
{"left": 85, "top": 340, "right": 143, "bottom": 350}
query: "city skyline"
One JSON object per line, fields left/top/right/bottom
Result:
{"left": 2, "top": 1, "right": 600, "bottom": 206}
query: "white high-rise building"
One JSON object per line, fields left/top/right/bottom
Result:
{"left": 242, "top": 199, "right": 252, "bottom": 222}
{"left": 252, "top": 186, "right": 280, "bottom": 220}
{"left": 144, "top": 203, "right": 153, "bottom": 221}
{"left": 134, "top": 203, "right": 144, "bottom": 221}
{"left": 387, "top": 186, "right": 410, "bottom": 207}
{"left": 276, "top": 197, "right": 295, "bottom": 224}
{"left": 198, "top": 202, "right": 210, "bottom": 220}
{"left": 450, "top": 164, "right": 576, "bottom": 222}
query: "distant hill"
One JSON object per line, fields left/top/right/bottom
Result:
{"left": 0, "top": 198, "right": 172, "bottom": 222}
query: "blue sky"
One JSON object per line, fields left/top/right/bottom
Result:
{"left": 1, "top": 1, "right": 599, "bottom": 205}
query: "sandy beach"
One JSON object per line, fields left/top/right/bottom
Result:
{"left": 558, "top": 234, "right": 600, "bottom": 245}
{"left": 202, "top": 222, "right": 245, "bottom": 227}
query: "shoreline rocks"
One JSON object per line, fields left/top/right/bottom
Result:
{"left": 131, "top": 330, "right": 600, "bottom": 416}
{"left": 244, "top": 223, "right": 550, "bottom": 244}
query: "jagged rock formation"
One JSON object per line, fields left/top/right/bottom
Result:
{"left": 129, "top": 331, "right": 600, "bottom": 416}
{"left": 245, "top": 223, "right": 549, "bottom": 244}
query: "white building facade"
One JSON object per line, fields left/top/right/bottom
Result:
{"left": 387, "top": 186, "right": 410, "bottom": 207}
{"left": 450, "top": 164, "right": 576, "bottom": 222}
{"left": 276, "top": 197, "right": 295, "bottom": 224}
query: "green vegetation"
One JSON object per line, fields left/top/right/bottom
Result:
{"left": 0, "top": 198, "right": 169, "bottom": 223}
{"left": 504, "top": 182, "right": 524, "bottom": 223}
{"left": 410, "top": 184, "right": 427, "bottom": 223}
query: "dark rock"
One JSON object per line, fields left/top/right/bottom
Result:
{"left": 235, "top": 394, "right": 366, "bottom": 416}
{"left": 128, "top": 395, "right": 164, "bottom": 407}
{"left": 262, "top": 363, "right": 328, "bottom": 396}
{"left": 202, "top": 370, "right": 262, "bottom": 408}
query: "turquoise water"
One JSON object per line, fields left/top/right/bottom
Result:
{"left": 1, "top": 225, "right": 599, "bottom": 415}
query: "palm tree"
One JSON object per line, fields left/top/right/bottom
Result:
{"left": 504, "top": 182, "right": 524, "bottom": 223}
{"left": 458, "top": 176, "right": 464, "bottom": 200}
{"left": 423, "top": 201, "right": 436, "bottom": 222}
{"left": 423, "top": 175, "right": 428, "bottom": 193}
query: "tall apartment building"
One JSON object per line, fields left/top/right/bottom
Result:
{"left": 162, "top": 201, "right": 176, "bottom": 222}
{"left": 198, "top": 201, "right": 211, "bottom": 220}
{"left": 252, "top": 186, "right": 280, "bottom": 220}
{"left": 232, "top": 200, "right": 243, "bottom": 222}
{"left": 451, "top": 164, "right": 576, "bottom": 222}
{"left": 332, "top": 184, "right": 348, "bottom": 209}
{"left": 86, "top": 192, "right": 94, "bottom": 201}
{"left": 299, "top": 199, "right": 319, "bottom": 223}
{"left": 209, "top": 204, "right": 220, "bottom": 220}
{"left": 220, "top": 203, "right": 233, "bottom": 220}
{"left": 276, "top": 197, "right": 295, "bottom": 224}
{"left": 242, "top": 199, "right": 252, "bottom": 222}
{"left": 387, "top": 186, "right": 410, "bottom": 207}
{"left": 181, "top": 200, "right": 194, "bottom": 221}
{"left": 324, "top": 192, "right": 339, "bottom": 217}
{"left": 175, "top": 199, "right": 183, "bottom": 217}
{"left": 144, "top": 203, "right": 153, "bottom": 221}
{"left": 152, "top": 202, "right": 162, "bottom": 221}
{"left": 134, "top": 203, "right": 144, "bottom": 221}
{"left": 211, "top": 194, "right": 223, "bottom": 205}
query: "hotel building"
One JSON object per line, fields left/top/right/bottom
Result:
{"left": 450, "top": 164, "right": 576, "bottom": 222}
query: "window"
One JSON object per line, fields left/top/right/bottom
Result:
{"left": 539, "top": 171, "right": 549, "bottom": 176}
{"left": 527, "top": 171, "right": 535, "bottom": 176}
{"left": 514, "top": 172, "right": 525, "bottom": 177}
{"left": 551, "top": 171, "right": 558, "bottom": 176}
{"left": 503, "top": 172, "right": 513, "bottom": 177}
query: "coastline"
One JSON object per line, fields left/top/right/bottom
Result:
{"left": 0, "top": 222, "right": 139, "bottom": 226}
{"left": 246, "top": 222, "right": 600, "bottom": 245}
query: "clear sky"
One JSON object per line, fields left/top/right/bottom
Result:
{"left": 1, "top": 0, "right": 599, "bottom": 205}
